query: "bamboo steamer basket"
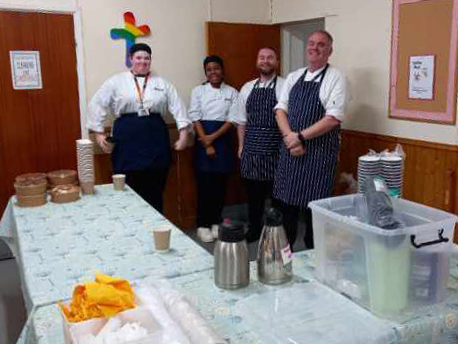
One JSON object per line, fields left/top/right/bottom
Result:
{"left": 15, "top": 182, "right": 47, "bottom": 196}
{"left": 51, "top": 185, "right": 81, "bottom": 204}
{"left": 47, "top": 170, "right": 77, "bottom": 186}
{"left": 48, "top": 180, "right": 78, "bottom": 190}
{"left": 16, "top": 193, "right": 47, "bottom": 207}
{"left": 15, "top": 173, "right": 47, "bottom": 185}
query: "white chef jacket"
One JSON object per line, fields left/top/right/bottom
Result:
{"left": 87, "top": 71, "right": 191, "bottom": 132}
{"left": 274, "top": 65, "right": 350, "bottom": 122}
{"left": 188, "top": 82, "right": 241, "bottom": 124}
{"left": 238, "top": 75, "right": 285, "bottom": 125}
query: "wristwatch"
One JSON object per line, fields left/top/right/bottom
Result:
{"left": 298, "top": 132, "right": 306, "bottom": 146}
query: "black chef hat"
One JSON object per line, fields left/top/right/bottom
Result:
{"left": 129, "top": 43, "right": 152, "bottom": 56}
{"left": 203, "top": 55, "right": 224, "bottom": 70}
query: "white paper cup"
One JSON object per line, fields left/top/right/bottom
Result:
{"left": 112, "top": 174, "right": 126, "bottom": 191}
{"left": 152, "top": 227, "right": 171, "bottom": 252}
{"left": 80, "top": 181, "right": 95, "bottom": 195}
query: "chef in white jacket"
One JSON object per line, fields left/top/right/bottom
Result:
{"left": 189, "top": 55, "right": 242, "bottom": 242}
{"left": 237, "top": 47, "right": 285, "bottom": 243}
{"left": 87, "top": 43, "right": 191, "bottom": 213}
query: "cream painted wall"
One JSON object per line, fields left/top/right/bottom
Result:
{"left": 80, "top": 0, "right": 270, "bottom": 102}
{"left": 0, "top": 0, "right": 270, "bottom": 131}
{"left": 209, "top": 0, "right": 271, "bottom": 23}
{"left": 79, "top": 0, "right": 270, "bottom": 126}
{"left": 79, "top": 0, "right": 207, "bottom": 109}
{"left": 273, "top": 0, "right": 458, "bottom": 145}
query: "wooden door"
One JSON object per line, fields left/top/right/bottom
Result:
{"left": 0, "top": 11, "right": 81, "bottom": 212}
{"left": 206, "top": 21, "right": 281, "bottom": 206}
{"left": 206, "top": 22, "right": 281, "bottom": 89}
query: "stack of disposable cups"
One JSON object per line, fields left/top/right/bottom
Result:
{"left": 76, "top": 139, "right": 95, "bottom": 195}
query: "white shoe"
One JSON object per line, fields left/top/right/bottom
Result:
{"left": 197, "top": 227, "right": 214, "bottom": 242}
{"left": 211, "top": 224, "right": 219, "bottom": 239}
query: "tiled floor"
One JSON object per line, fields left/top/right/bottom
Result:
{"left": 0, "top": 203, "right": 309, "bottom": 344}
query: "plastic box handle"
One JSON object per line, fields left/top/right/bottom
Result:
{"left": 410, "top": 229, "right": 449, "bottom": 249}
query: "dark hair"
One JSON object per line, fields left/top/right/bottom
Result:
{"left": 203, "top": 55, "right": 224, "bottom": 70}
{"left": 258, "top": 47, "right": 279, "bottom": 58}
{"left": 310, "top": 30, "right": 334, "bottom": 44}
{"left": 129, "top": 43, "right": 152, "bottom": 56}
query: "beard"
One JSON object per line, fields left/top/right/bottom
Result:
{"left": 258, "top": 66, "right": 275, "bottom": 76}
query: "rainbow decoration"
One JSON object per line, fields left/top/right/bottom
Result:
{"left": 110, "top": 12, "right": 151, "bottom": 68}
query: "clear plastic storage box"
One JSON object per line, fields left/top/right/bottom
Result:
{"left": 309, "top": 194, "right": 457, "bottom": 317}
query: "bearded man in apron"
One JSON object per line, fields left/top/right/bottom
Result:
{"left": 237, "top": 47, "right": 285, "bottom": 243}
{"left": 273, "top": 30, "right": 350, "bottom": 249}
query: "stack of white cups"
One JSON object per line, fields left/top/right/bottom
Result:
{"left": 76, "top": 139, "right": 95, "bottom": 195}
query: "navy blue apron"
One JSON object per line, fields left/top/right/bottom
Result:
{"left": 241, "top": 77, "right": 282, "bottom": 181}
{"left": 273, "top": 64, "right": 339, "bottom": 207}
{"left": 111, "top": 112, "right": 171, "bottom": 173}
{"left": 194, "top": 120, "right": 232, "bottom": 173}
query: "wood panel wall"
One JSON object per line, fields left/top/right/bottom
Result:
{"left": 338, "top": 129, "right": 458, "bottom": 213}
{"left": 338, "top": 129, "right": 458, "bottom": 243}
{"left": 94, "top": 127, "right": 458, "bottom": 241}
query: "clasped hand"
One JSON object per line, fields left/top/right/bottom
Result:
{"left": 198, "top": 134, "right": 215, "bottom": 148}
{"left": 283, "top": 132, "right": 305, "bottom": 157}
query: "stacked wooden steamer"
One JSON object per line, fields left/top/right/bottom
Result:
{"left": 14, "top": 173, "right": 48, "bottom": 207}
{"left": 48, "top": 170, "right": 81, "bottom": 203}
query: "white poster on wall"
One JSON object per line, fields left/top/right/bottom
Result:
{"left": 10, "top": 51, "right": 43, "bottom": 90}
{"left": 409, "top": 55, "right": 435, "bottom": 100}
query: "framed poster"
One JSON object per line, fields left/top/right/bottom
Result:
{"left": 10, "top": 51, "right": 43, "bottom": 90}
{"left": 389, "top": 0, "right": 458, "bottom": 124}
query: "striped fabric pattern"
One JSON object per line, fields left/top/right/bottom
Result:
{"left": 273, "top": 65, "right": 340, "bottom": 207}
{"left": 241, "top": 78, "right": 282, "bottom": 181}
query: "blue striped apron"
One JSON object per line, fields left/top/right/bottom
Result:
{"left": 241, "top": 77, "right": 282, "bottom": 181}
{"left": 194, "top": 120, "right": 232, "bottom": 173}
{"left": 273, "top": 64, "right": 339, "bottom": 207}
{"left": 111, "top": 112, "right": 171, "bottom": 173}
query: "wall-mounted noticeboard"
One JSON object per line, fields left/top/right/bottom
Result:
{"left": 389, "top": 0, "right": 458, "bottom": 124}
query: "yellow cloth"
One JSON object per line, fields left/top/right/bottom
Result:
{"left": 59, "top": 274, "right": 135, "bottom": 323}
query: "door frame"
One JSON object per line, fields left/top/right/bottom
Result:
{"left": 0, "top": 3, "right": 88, "bottom": 139}
{"left": 281, "top": 18, "right": 325, "bottom": 76}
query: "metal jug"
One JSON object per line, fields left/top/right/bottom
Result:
{"left": 214, "top": 220, "right": 249, "bottom": 289}
{"left": 257, "top": 208, "right": 293, "bottom": 285}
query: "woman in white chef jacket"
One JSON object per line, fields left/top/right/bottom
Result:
{"left": 87, "top": 43, "right": 191, "bottom": 213}
{"left": 189, "top": 55, "right": 241, "bottom": 242}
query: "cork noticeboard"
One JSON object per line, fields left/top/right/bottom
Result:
{"left": 389, "top": 0, "right": 458, "bottom": 124}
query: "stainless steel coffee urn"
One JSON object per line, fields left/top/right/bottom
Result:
{"left": 257, "top": 208, "right": 293, "bottom": 285}
{"left": 214, "top": 220, "right": 249, "bottom": 289}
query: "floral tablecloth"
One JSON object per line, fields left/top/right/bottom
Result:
{"left": 0, "top": 185, "right": 213, "bottom": 311}
{"left": 4, "top": 185, "right": 458, "bottom": 344}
